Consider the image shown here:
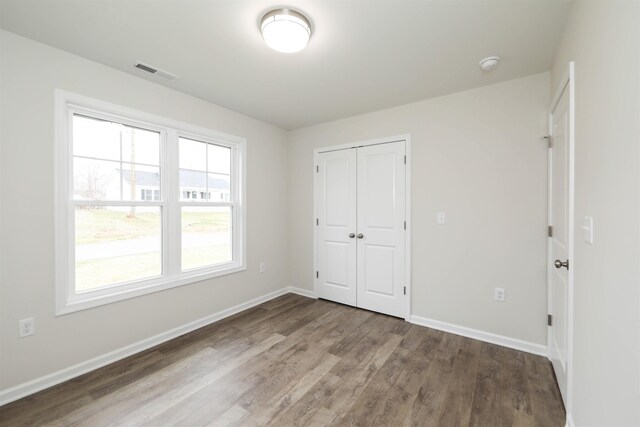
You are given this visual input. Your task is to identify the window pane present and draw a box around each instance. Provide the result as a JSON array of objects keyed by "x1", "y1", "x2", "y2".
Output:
[
  {"x1": 179, "y1": 137, "x2": 206, "y2": 171},
  {"x1": 75, "y1": 207, "x2": 162, "y2": 291},
  {"x1": 73, "y1": 157, "x2": 120, "y2": 201},
  {"x1": 122, "y1": 126, "x2": 160, "y2": 166},
  {"x1": 181, "y1": 206, "x2": 232, "y2": 271},
  {"x1": 73, "y1": 115, "x2": 121, "y2": 161},
  {"x1": 179, "y1": 169, "x2": 207, "y2": 201},
  {"x1": 208, "y1": 173, "x2": 231, "y2": 201},
  {"x1": 121, "y1": 163, "x2": 161, "y2": 201},
  {"x1": 207, "y1": 144, "x2": 231, "y2": 175}
]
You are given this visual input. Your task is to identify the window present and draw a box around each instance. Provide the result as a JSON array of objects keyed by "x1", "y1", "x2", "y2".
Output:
[
  {"x1": 55, "y1": 91, "x2": 246, "y2": 314},
  {"x1": 141, "y1": 189, "x2": 160, "y2": 201},
  {"x1": 142, "y1": 189, "x2": 161, "y2": 201},
  {"x1": 178, "y1": 136, "x2": 233, "y2": 271}
]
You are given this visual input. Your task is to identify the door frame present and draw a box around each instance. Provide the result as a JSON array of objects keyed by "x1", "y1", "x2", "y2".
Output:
[
  {"x1": 313, "y1": 134, "x2": 412, "y2": 320},
  {"x1": 547, "y1": 62, "x2": 574, "y2": 419}
]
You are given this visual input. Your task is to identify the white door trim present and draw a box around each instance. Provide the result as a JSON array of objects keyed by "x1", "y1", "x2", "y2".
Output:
[
  {"x1": 313, "y1": 134, "x2": 412, "y2": 320},
  {"x1": 547, "y1": 62, "x2": 575, "y2": 423}
]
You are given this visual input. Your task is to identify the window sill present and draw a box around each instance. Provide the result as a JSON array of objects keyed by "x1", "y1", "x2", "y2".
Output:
[{"x1": 56, "y1": 263, "x2": 246, "y2": 316}]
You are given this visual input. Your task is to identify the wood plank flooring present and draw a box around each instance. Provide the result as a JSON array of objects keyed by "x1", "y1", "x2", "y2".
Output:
[{"x1": 0, "y1": 294, "x2": 565, "y2": 426}]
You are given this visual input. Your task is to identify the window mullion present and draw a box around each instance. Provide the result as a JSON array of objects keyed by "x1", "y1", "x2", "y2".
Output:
[
  {"x1": 165, "y1": 129, "x2": 180, "y2": 279},
  {"x1": 177, "y1": 202, "x2": 236, "y2": 208},
  {"x1": 71, "y1": 200, "x2": 164, "y2": 207},
  {"x1": 232, "y1": 145, "x2": 240, "y2": 263}
]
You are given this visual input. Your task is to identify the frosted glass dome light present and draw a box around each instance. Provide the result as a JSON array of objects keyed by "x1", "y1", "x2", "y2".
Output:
[{"x1": 261, "y1": 9, "x2": 311, "y2": 53}]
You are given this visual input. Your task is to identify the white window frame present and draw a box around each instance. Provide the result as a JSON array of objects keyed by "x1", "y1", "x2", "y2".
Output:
[{"x1": 54, "y1": 90, "x2": 246, "y2": 315}]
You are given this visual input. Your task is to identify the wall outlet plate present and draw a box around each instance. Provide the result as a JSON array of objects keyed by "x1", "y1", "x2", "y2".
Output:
[
  {"x1": 494, "y1": 288, "x2": 505, "y2": 302},
  {"x1": 19, "y1": 318, "x2": 35, "y2": 337},
  {"x1": 436, "y1": 212, "x2": 446, "y2": 225},
  {"x1": 259, "y1": 262, "x2": 266, "y2": 273}
]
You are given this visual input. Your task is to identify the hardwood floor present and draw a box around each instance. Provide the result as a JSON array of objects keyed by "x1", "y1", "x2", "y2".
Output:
[{"x1": 0, "y1": 294, "x2": 565, "y2": 426}]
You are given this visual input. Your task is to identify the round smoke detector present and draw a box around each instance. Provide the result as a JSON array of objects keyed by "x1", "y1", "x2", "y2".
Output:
[{"x1": 479, "y1": 56, "x2": 500, "y2": 72}]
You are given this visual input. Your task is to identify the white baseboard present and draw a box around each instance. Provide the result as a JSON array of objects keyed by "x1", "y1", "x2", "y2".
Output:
[
  {"x1": 0, "y1": 286, "x2": 302, "y2": 407},
  {"x1": 287, "y1": 286, "x2": 316, "y2": 299},
  {"x1": 409, "y1": 315, "x2": 547, "y2": 357}
]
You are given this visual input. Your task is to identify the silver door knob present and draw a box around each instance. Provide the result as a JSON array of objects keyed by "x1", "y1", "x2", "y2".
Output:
[
  {"x1": 349, "y1": 233, "x2": 355, "y2": 238},
  {"x1": 357, "y1": 233, "x2": 364, "y2": 239},
  {"x1": 554, "y1": 259, "x2": 569, "y2": 270}
]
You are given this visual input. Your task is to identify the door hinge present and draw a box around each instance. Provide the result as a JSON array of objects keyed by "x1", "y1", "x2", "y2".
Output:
[
  {"x1": 316, "y1": 165, "x2": 319, "y2": 173},
  {"x1": 547, "y1": 314, "x2": 553, "y2": 326},
  {"x1": 403, "y1": 286, "x2": 406, "y2": 295},
  {"x1": 404, "y1": 221, "x2": 406, "y2": 230},
  {"x1": 404, "y1": 155, "x2": 406, "y2": 164},
  {"x1": 316, "y1": 218, "x2": 319, "y2": 226},
  {"x1": 316, "y1": 271, "x2": 319, "y2": 279},
  {"x1": 543, "y1": 135, "x2": 553, "y2": 148},
  {"x1": 548, "y1": 225, "x2": 553, "y2": 237}
]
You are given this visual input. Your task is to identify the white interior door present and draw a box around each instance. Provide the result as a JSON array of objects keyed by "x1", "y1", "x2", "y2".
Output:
[
  {"x1": 548, "y1": 81, "x2": 572, "y2": 404},
  {"x1": 356, "y1": 142, "x2": 406, "y2": 318},
  {"x1": 316, "y1": 149, "x2": 357, "y2": 306}
]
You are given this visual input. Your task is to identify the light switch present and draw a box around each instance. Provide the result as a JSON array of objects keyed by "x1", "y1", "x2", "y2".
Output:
[
  {"x1": 582, "y1": 216, "x2": 593, "y2": 244},
  {"x1": 436, "y1": 212, "x2": 446, "y2": 225}
]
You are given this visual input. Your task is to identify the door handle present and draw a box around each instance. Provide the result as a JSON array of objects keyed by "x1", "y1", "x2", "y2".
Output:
[
  {"x1": 357, "y1": 233, "x2": 364, "y2": 239},
  {"x1": 349, "y1": 233, "x2": 355, "y2": 238},
  {"x1": 554, "y1": 259, "x2": 569, "y2": 270}
]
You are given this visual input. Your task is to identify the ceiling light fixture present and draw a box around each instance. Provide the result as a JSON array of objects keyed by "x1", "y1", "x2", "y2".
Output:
[
  {"x1": 261, "y1": 8, "x2": 311, "y2": 53},
  {"x1": 479, "y1": 56, "x2": 500, "y2": 72}
]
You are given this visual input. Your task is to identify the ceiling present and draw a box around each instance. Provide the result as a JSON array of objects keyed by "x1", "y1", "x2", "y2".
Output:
[{"x1": 0, "y1": 0, "x2": 571, "y2": 130}]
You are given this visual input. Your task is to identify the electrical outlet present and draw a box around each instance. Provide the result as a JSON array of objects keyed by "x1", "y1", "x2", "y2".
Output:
[
  {"x1": 19, "y1": 318, "x2": 35, "y2": 337},
  {"x1": 436, "y1": 212, "x2": 446, "y2": 225},
  {"x1": 259, "y1": 262, "x2": 266, "y2": 273},
  {"x1": 494, "y1": 288, "x2": 505, "y2": 302}
]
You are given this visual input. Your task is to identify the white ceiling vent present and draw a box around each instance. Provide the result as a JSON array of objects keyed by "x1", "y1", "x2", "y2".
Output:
[{"x1": 133, "y1": 61, "x2": 179, "y2": 81}]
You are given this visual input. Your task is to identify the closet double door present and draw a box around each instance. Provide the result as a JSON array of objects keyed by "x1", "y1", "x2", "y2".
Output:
[{"x1": 315, "y1": 141, "x2": 407, "y2": 318}]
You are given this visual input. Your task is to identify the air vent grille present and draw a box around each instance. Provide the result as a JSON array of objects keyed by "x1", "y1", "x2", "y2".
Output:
[
  {"x1": 134, "y1": 62, "x2": 157, "y2": 74},
  {"x1": 133, "y1": 61, "x2": 179, "y2": 81}
]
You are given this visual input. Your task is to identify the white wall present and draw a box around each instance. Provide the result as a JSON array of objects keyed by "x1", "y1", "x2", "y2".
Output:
[
  {"x1": 551, "y1": 2, "x2": 640, "y2": 425},
  {"x1": 288, "y1": 73, "x2": 550, "y2": 347},
  {"x1": 0, "y1": 31, "x2": 290, "y2": 391}
]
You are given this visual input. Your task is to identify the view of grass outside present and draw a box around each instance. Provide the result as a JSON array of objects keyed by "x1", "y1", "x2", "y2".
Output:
[
  {"x1": 181, "y1": 206, "x2": 232, "y2": 271},
  {"x1": 75, "y1": 209, "x2": 161, "y2": 244},
  {"x1": 75, "y1": 208, "x2": 231, "y2": 292},
  {"x1": 76, "y1": 251, "x2": 161, "y2": 291}
]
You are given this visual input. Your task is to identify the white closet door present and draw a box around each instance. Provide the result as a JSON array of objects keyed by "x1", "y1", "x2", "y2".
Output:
[
  {"x1": 316, "y1": 149, "x2": 357, "y2": 306},
  {"x1": 356, "y1": 142, "x2": 406, "y2": 318}
]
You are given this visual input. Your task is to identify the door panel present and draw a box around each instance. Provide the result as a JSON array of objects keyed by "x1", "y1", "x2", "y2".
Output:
[
  {"x1": 325, "y1": 159, "x2": 352, "y2": 226},
  {"x1": 325, "y1": 241, "x2": 349, "y2": 288},
  {"x1": 363, "y1": 153, "x2": 396, "y2": 228},
  {"x1": 316, "y1": 149, "x2": 357, "y2": 306},
  {"x1": 363, "y1": 244, "x2": 395, "y2": 296},
  {"x1": 549, "y1": 83, "x2": 571, "y2": 403},
  {"x1": 356, "y1": 142, "x2": 406, "y2": 317}
]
